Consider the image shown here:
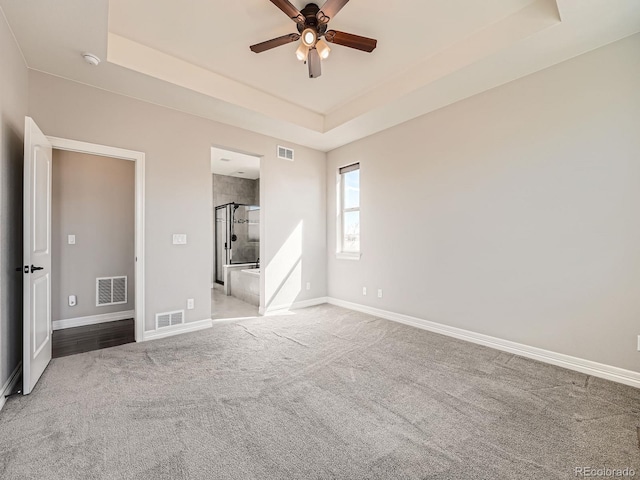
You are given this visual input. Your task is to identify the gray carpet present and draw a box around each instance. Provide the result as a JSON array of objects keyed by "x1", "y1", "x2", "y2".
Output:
[{"x1": 1, "y1": 304, "x2": 639, "y2": 479}]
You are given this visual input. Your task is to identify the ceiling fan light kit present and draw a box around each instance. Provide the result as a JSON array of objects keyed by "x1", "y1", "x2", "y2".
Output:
[
  {"x1": 316, "y1": 38, "x2": 331, "y2": 59},
  {"x1": 301, "y1": 28, "x2": 318, "y2": 47},
  {"x1": 250, "y1": 0, "x2": 377, "y2": 79},
  {"x1": 295, "y1": 43, "x2": 309, "y2": 61}
]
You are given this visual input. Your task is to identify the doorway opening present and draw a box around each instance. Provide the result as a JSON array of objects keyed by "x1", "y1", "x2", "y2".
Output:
[
  {"x1": 211, "y1": 147, "x2": 261, "y2": 320},
  {"x1": 48, "y1": 137, "x2": 145, "y2": 343},
  {"x1": 50, "y1": 149, "x2": 135, "y2": 357}
]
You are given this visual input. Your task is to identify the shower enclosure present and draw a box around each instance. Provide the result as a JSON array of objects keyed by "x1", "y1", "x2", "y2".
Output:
[{"x1": 215, "y1": 203, "x2": 260, "y2": 285}]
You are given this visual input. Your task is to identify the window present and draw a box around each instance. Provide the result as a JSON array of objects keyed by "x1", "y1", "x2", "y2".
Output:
[{"x1": 338, "y1": 163, "x2": 360, "y2": 259}]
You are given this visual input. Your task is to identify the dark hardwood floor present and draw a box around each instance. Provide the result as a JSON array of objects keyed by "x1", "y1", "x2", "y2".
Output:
[{"x1": 52, "y1": 319, "x2": 135, "y2": 358}]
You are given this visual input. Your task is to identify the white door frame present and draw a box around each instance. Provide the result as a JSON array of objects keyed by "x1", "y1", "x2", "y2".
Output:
[{"x1": 47, "y1": 136, "x2": 145, "y2": 342}]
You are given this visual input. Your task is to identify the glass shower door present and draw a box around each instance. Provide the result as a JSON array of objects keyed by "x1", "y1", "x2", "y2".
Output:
[
  {"x1": 215, "y1": 203, "x2": 260, "y2": 285},
  {"x1": 230, "y1": 205, "x2": 260, "y2": 265}
]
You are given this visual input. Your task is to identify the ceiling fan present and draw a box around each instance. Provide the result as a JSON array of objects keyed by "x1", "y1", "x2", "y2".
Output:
[{"x1": 250, "y1": 0, "x2": 377, "y2": 79}]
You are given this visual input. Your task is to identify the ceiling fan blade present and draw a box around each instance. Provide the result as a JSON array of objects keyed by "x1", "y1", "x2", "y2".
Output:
[
  {"x1": 324, "y1": 30, "x2": 377, "y2": 52},
  {"x1": 250, "y1": 33, "x2": 301, "y2": 53},
  {"x1": 269, "y1": 0, "x2": 305, "y2": 24},
  {"x1": 316, "y1": 0, "x2": 349, "y2": 24},
  {"x1": 308, "y1": 48, "x2": 322, "y2": 79}
]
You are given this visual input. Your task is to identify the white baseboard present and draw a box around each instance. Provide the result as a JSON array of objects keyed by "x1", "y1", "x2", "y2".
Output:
[
  {"x1": 0, "y1": 362, "x2": 22, "y2": 412},
  {"x1": 264, "y1": 297, "x2": 328, "y2": 315},
  {"x1": 143, "y1": 318, "x2": 213, "y2": 341},
  {"x1": 327, "y1": 297, "x2": 640, "y2": 389},
  {"x1": 53, "y1": 310, "x2": 135, "y2": 331},
  {"x1": 212, "y1": 316, "x2": 259, "y2": 324}
]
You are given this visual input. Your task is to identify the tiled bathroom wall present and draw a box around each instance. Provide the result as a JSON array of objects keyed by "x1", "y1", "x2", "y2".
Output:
[{"x1": 212, "y1": 174, "x2": 259, "y2": 208}]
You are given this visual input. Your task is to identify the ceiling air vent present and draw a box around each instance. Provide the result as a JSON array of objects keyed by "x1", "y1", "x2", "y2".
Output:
[
  {"x1": 277, "y1": 145, "x2": 294, "y2": 161},
  {"x1": 156, "y1": 310, "x2": 184, "y2": 329},
  {"x1": 96, "y1": 276, "x2": 127, "y2": 306}
]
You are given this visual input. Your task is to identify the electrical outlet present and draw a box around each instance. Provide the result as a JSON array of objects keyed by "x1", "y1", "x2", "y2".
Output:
[
  {"x1": 187, "y1": 298, "x2": 194, "y2": 310},
  {"x1": 637, "y1": 335, "x2": 640, "y2": 352},
  {"x1": 362, "y1": 287, "x2": 367, "y2": 296},
  {"x1": 306, "y1": 282, "x2": 311, "y2": 291},
  {"x1": 377, "y1": 289, "x2": 383, "y2": 299},
  {"x1": 68, "y1": 235, "x2": 76, "y2": 245},
  {"x1": 68, "y1": 295, "x2": 77, "y2": 307}
]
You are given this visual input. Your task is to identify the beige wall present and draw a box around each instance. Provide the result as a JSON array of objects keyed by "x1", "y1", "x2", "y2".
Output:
[
  {"x1": 52, "y1": 150, "x2": 135, "y2": 321},
  {"x1": 0, "y1": 11, "x2": 27, "y2": 388},
  {"x1": 327, "y1": 34, "x2": 640, "y2": 372},
  {"x1": 29, "y1": 71, "x2": 327, "y2": 329}
]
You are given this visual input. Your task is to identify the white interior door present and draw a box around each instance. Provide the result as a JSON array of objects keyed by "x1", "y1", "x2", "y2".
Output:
[{"x1": 23, "y1": 117, "x2": 53, "y2": 395}]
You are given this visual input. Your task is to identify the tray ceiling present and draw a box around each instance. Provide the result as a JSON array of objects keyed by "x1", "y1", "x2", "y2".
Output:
[{"x1": 1, "y1": 0, "x2": 639, "y2": 150}]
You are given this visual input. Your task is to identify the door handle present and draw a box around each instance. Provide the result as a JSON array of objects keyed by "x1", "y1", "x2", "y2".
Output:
[{"x1": 30, "y1": 265, "x2": 44, "y2": 273}]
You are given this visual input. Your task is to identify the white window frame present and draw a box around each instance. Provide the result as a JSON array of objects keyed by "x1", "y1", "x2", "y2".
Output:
[{"x1": 336, "y1": 163, "x2": 361, "y2": 260}]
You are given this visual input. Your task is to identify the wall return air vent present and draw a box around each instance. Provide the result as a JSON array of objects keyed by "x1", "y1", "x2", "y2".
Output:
[
  {"x1": 277, "y1": 145, "x2": 294, "y2": 161},
  {"x1": 155, "y1": 310, "x2": 185, "y2": 329},
  {"x1": 96, "y1": 276, "x2": 127, "y2": 306}
]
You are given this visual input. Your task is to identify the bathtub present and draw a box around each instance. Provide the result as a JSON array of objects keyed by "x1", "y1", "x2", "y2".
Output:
[
  {"x1": 222, "y1": 263, "x2": 258, "y2": 295},
  {"x1": 241, "y1": 268, "x2": 260, "y2": 278},
  {"x1": 229, "y1": 267, "x2": 260, "y2": 305}
]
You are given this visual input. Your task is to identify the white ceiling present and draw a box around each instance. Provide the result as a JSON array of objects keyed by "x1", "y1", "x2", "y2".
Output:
[
  {"x1": 109, "y1": 0, "x2": 535, "y2": 114},
  {"x1": 1, "y1": 0, "x2": 639, "y2": 151},
  {"x1": 211, "y1": 147, "x2": 261, "y2": 180}
]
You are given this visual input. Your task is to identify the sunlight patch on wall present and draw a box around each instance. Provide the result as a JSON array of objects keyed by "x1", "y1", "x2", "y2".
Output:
[{"x1": 265, "y1": 221, "x2": 303, "y2": 311}]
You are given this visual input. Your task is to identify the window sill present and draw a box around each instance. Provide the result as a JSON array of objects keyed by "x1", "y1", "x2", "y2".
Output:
[{"x1": 336, "y1": 252, "x2": 361, "y2": 261}]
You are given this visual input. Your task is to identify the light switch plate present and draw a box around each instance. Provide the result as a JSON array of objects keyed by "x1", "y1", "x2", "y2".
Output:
[
  {"x1": 68, "y1": 235, "x2": 76, "y2": 245},
  {"x1": 172, "y1": 234, "x2": 187, "y2": 245}
]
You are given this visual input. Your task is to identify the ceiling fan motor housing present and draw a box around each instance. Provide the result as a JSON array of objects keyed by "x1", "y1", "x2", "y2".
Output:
[{"x1": 297, "y1": 3, "x2": 328, "y2": 36}]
